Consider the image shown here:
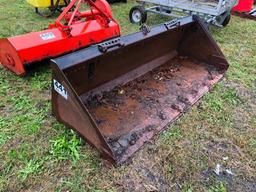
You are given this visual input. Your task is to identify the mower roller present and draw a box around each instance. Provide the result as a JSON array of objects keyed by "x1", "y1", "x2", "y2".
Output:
[
  {"x1": 52, "y1": 16, "x2": 229, "y2": 165},
  {"x1": 0, "y1": 0, "x2": 120, "y2": 76}
]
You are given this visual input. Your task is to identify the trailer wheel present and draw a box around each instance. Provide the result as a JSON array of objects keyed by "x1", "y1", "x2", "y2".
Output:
[
  {"x1": 222, "y1": 14, "x2": 231, "y2": 27},
  {"x1": 129, "y1": 6, "x2": 147, "y2": 24},
  {"x1": 221, "y1": 14, "x2": 231, "y2": 27}
]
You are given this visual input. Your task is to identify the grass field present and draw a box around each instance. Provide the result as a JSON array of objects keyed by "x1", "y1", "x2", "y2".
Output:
[{"x1": 0, "y1": 1, "x2": 256, "y2": 191}]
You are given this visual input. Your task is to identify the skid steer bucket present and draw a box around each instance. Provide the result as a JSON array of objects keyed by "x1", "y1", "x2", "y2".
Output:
[{"x1": 52, "y1": 16, "x2": 229, "y2": 165}]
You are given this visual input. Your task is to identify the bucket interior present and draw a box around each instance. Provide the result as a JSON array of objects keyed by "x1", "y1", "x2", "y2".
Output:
[
  {"x1": 61, "y1": 21, "x2": 227, "y2": 162},
  {"x1": 83, "y1": 56, "x2": 221, "y2": 138}
]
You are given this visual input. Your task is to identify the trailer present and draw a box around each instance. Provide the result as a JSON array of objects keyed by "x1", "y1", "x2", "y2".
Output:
[{"x1": 130, "y1": 0, "x2": 237, "y2": 27}]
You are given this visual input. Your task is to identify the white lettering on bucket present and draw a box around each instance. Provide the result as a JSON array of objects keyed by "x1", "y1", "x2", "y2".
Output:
[{"x1": 53, "y1": 79, "x2": 68, "y2": 100}]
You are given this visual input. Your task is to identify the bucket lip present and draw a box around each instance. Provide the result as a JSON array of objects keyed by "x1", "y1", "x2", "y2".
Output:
[{"x1": 51, "y1": 16, "x2": 195, "y2": 71}]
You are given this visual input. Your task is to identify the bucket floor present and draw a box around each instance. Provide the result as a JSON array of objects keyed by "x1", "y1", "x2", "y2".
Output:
[{"x1": 82, "y1": 56, "x2": 223, "y2": 162}]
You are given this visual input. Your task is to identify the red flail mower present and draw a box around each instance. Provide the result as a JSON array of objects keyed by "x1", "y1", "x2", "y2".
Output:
[
  {"x1": 232, "y1": 0, "x2": 256, "y2": 20},
  {"x1": 0, "y1": 0, "x2": 120, "y2": 76}
]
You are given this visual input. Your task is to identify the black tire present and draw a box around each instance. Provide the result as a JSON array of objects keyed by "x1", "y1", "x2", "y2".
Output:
[
  {"x1": 129, "y1": 5, "x2": 147, "y2": 24},
  {"x1": 35, "y1": 7, "x2": 56, "y2": 17},
  {"x1": 221, "y1": 14, "x2": 231, "y2": 27},
  {"x1": 107, "y1": 0, "x2": 118, "y2": 4},
  {"x1": 107, "y1": 0, "x2": 126, "y2": 3}
]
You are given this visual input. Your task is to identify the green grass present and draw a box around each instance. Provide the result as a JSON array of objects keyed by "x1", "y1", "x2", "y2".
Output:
[
  {"x1": 161, "y1": 126, "x2": 183, "y2": 143},
  {"x1": 0, "y1": 1, "x2": 256, "y2": 191},
  {"x1": 207, "y1": 181, "x2": 227, "y2": 192},
  {"x1": 18, "y1": 159, "x2": 44, "y2": 181},
  {"x1": 49, "y1": 130, "x2": 82, "y2": 164}
]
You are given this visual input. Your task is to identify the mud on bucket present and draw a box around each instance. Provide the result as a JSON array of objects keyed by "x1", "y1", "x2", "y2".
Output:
[{"x1": 51, "y1": 16, "x2": 228, "y2": 165}]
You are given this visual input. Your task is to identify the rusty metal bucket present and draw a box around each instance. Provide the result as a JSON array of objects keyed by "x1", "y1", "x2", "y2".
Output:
[{"x1": 51, "y1": 16, "x2": 229, "y2": 165}]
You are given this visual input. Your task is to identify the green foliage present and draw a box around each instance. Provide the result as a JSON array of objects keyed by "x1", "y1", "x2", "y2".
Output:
[
  {"x1": 207, "y1": 182, "x2": 227, "y2": 192},
  {"x1": 50, "y1": 130, "x2": 82, "y2": 164},
  {"x1": 203, "y1": 85, "x2": 241, "y2": 112},
  {"x1": 52, "y1": 122, "x2": 66, "y2": 131},
  {"x1": 0, "y1": 116, "x2": 11, "y2": 145},
  {"x1": 168, "y1": 163, "x2": 174, "y2": 174},
  {"x1": 198, "y1": 85, "x2": 241, "y2": 127},
  {"x1": 221, "y1": 88, "x2": 241, "y2": 106},
  {"x1": 27, "y1": 68, "x2": 51, "y2": 90},
  {"x1": 182, "y1": 184, "x2": 194, "y2": 192},
  {"x1": 9, "y1": 94, "x2": 32, "y2": 111},
  {"x1": 161, "y1": 127, "x2": 183, "y2": 143},
  {"x1": 249, "y1": 138, "x2": 256, "y2": 148},
  {"x1": 18, "y1": 159, "x2": 44, "y2": 181},
  {"x1": 0, "y1": 176, "x2": 7, "y2": 191}
]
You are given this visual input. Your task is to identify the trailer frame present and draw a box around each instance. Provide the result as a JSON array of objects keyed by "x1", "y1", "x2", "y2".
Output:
[{"x1": 130, "y1": 0, "x2": 237, "y2": 27}]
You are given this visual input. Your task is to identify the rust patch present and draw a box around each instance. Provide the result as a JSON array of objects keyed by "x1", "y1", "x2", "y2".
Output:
[{"x1": 83, "y1": 56, "x2": 223, "y2": 162}]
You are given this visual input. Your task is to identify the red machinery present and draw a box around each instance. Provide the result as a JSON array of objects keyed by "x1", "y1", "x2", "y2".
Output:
[
  {"x1": 232, "y1": 0, "x2": 256, "y2": 20},
  {"x1": 0, "y1": 0, "x2": 120, "y2": 76}
]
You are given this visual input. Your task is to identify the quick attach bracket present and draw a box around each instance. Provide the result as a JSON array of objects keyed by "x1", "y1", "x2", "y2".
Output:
[
  {"x1": 164, "y1": 19, "x2": 180, "y2": 30},
  {"x1": 98, "y1": 38, "x2": 124, "y2": 53}
]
